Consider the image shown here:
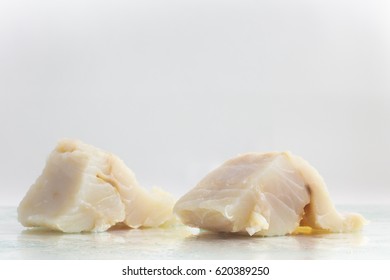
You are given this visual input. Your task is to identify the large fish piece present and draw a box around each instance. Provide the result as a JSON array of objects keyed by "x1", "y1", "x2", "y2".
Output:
[
  {"x1": 174, "y1": 152, "x2": 366, "y2": 236},
  {"x1": 18, "y1": 139, "x2": 175, "y2": 233}
]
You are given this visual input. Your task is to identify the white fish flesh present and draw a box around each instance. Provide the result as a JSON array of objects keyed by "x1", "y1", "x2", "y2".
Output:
[
  {"x1": 18, "y1": 139, "x2": 175, "y2": 233},
  {"x1": 174, "y1": 152, "x2": 366, "y2": 236}
]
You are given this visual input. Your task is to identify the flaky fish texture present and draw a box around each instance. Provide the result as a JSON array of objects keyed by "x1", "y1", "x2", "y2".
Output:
[
  {"x1": 174, "y1": 152, "x2": 366, "y2": 236},
  {"x1": 18, "y1": 139, "x2": 175, "y2": 233}
]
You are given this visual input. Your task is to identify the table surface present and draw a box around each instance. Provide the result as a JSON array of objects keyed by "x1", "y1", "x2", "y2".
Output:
[{"x1": 1, "y1": 205, "x2": 389, "y2": 260}]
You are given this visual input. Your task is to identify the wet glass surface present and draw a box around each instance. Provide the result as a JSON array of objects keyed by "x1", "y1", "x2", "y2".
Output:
[{"x1": 1, "y1": 205, "x2": 389, "y2": 259}]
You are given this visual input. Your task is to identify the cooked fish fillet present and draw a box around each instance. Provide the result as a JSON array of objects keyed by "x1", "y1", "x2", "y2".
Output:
[
  {"x1": 18, "y1": 139, "x2": 175, "y2": 233},
  {"x1": 174, "y1": 152, "x2": 366, "y2": 236}
]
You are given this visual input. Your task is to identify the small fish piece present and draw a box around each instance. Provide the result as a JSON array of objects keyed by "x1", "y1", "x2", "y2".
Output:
[
  {"x1": 174, "y1": 152, "x2": 366, "y2": 236},
  {"x1": 18, "y1": 139, "x2": 175, "y2": 233}
]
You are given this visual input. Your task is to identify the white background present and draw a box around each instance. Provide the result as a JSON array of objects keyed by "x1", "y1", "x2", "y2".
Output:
[
  {"x1": 0, "y1": 260, "x2": 388, "y2": 280},
  {"x1": 0, "y1": 0, "x2": 389, "y2": 206}
]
